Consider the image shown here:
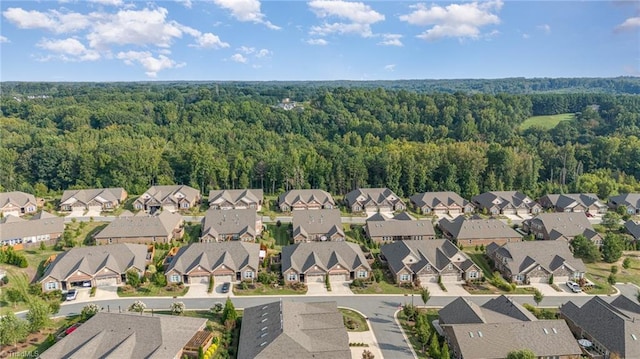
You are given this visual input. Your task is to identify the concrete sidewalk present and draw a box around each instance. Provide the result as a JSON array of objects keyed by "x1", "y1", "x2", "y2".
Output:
[{"x1": 344, "y1": 307, "x2": 384, "y2": 359}]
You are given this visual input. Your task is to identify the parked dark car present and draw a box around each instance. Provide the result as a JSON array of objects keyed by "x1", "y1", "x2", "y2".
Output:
[
  {"x1": 66, "y1": 289, "x2": 78, "y2": 301},
  {"x1": 221, "y1": 282, "x2": 231, "y2": 293}
]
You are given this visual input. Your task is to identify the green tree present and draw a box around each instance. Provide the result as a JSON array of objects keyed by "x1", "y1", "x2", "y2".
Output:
[
  {"x1": 623, "y1": 257, "x2": 631, "y2": 269},
  {"x1": 570, "y1": 235, "x2": 600, "y2": 263},
  {"x1": 81, "y1": 303, "x2": 101, "y2": 320},
  {"x1": 222, "y1": 297, "x2": 237, "y2": 323},
  {"x1": 440, "y1": 341, "x2": 451, "y2": 359},
  {"x1": 420, "y1": 288, "x2": 431, "y2": 306},
  {"x1": 415, "y1": 313, "x2": 431, "y2": 353},
  {"x1": 26, "y1": 298, "x2": 52, "y2": 332},
  {"x1": 602, "y1": 212, "x2": 622, "y2": 231},
  {"x1": 171, "y1": 301, "x2": 186, "y2": 315},
  {"x1": 129, "y1": 300, "x2": 146, "y2": 313},
  {"x1": 0, "y1": 311, "x2": 28, "y2": 347},
  {"x1": 533, "y1": 289, "x2": 544, "y2": 307},
  {"x1": 126, "y1": 269, "x2": 141, "y2": 288},
  {"x1": 602, "y1": 233, "x2": 625, "y2": 263},
  {"x1": 506, "y1": 349, "x2": 536, "y2": 359},
  {"x1": 4, "y1": 288, "x2": 24, "y2": 308},
  {"x1": 429, "y1": 332, "x2": 440, "y2": 359}
]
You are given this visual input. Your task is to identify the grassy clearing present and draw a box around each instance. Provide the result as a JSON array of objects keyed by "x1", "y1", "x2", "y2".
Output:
[
  {"x1": 466, "y1": 252, "x2": 494, "y2": 279},
  {"x1": 264, "y1": 224, "x2": 291, "y2": 247},
  {"x1": 340, "y1": 308, "x2": 369, "y2": 332},
  {"x1": 584, "y1": 254, "x2": 640, "y2": 294},
  {"x1": 64, "y1": 220, "x2": 109, "y2": 246},
  {"x1": 117, "y1": 284, "x2": 189, "y2": 297},
  {"x1": 520, "y1": 113, "x2": 575, "y2": 130},
  {"x1": 233, "y1": 282, "x2": 307, "y2": 296}
]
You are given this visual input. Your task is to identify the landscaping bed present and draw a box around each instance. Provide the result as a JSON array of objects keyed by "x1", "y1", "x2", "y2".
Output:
[
  {"x1": 339, "y1": 308, "x2": 369, "y2": 332},
  {"x1": 117, "y1": 283, "x2": 189, "y2": 297},
  {"x1": 232, "y1": 282, "x2": 307, "y2": 296}
]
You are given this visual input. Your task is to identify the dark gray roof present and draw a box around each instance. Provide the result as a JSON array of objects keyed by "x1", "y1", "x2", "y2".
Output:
[
  {"x1": 0, "y1": 191, "x2": 36, "y2": 207},
  {"x1": 278, "y1": 189, "x2": 335, "y2": 207},
  {"x1": 443, "y1": 320, "x2": 581, "y2": 359},
  {"x1": 137, "y1": 185, "x2": 200, "y2": 204},
  {"x1": 281, "y1": 241, "x2": 370, "y2": 273},
  {"x1": 94, "y1": 211, "x2": 182, "y2": 239},
  {"x1": 539, "y1": 193, "x2": 605, "y2": 210},
  {"x1": 439, "y1": 295, "x2": 535, "y2": 325},
  {"x1": 381, "y1": 239, "x2": 473, "y2": 276},
  {"x1": 208, "y1": 189, "x2": 263, "y2": 206},
  {"x1": 41, "y1": 243, "x2": 148, "y2": 281},
  {"x1": 491, "y1": 240, "x2": 586, "y2": 274},
  {"x1": 409, "y1": 191, "x2": 471, "y2": 208},
  {"x1": 238, "y1": 301, "x2": 350, "y2": 359},
  {"x1": 609, "y1": 193, "x2": 640, "y2": 208},
  {"x1": 438, "y1": 297, "x2": 486, "y2": 325},
  {"x1": 625, "y1": 220, "x2": 640, "y2": 240},
  {"x1": 40, "y1": 312, "x2": 206, "y2": 359},
  {"x1": 472, "y1": 191, "x2": 537, "y2": 210},
  {"x1": 438, "y1": 216, "x2": 521, "y2": 240},
  {"x1": 525, "y1": 212, "x2": 596, "y2": 239},
  {"x1": 60, "y1": 188, "x2": 126, "y2": 206},
  {"x1": 292, "y1": 209, "x2": 343, "y2": 239},
  {"x1": 365, "y1": 212, "x2": 435, "y2": 237},
  {"x1": 166, "y1": 242, "x2": 260, "y2": 274},
  {"x1": 560, "y1": 296, "x2": 640, "y2": 359},
  {"x1": 344, "y1": 188, "x2": 405, "y2": 208},
  {"x1": 201, "y1": 208, "x2": 258, "y2": 239},
  {"x1": 0, "y1": 211, "x2": 64, "y2": 242}
]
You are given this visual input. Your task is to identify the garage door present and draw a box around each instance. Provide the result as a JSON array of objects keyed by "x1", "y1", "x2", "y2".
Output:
[
  {"x1": 329, "y1": 274, "x2": 347, "y2": 282},
  {"x1": 449, "y1": 209, "x2": 461, "y2": 216},
  {"x1": 529, "y1": 276, "x2": 548, "y2": 283},
  {"x1": 418, "y1": 275, "x2": 438, "y2": 283},
  {"x1": 434, "y1": 209, "x2": 447, "y2": 215},
  {"x1": 441, "y1": 274, "x2": 460, "y2": 283},
  {"x1": 307, "y1": 274, "x2": 325, "y2": 283},
  {"x1": 89, "y1": 205, "x2": 101, "y2": 212},
  {"x1": 502, "y1": 209, "x2": 516, "y2": 215},
  {"x1": 3, "y1": 210, "x2": 20, "y2": 217},
  {"x1": 214, "y1": 275, "x2": 232, "y2": 285},
  {"x1": 96, "y1": 277, "x2": 118, "y2": 287},
  {"x1": 191, "y1": 276, "x2": 210, "y2": 284},
  {"x1": 554, "y1": 276, "x2": 569, "y2": 283},
  {"x1": 516, "y1": 209, "x2": 529, "y2": 215}
]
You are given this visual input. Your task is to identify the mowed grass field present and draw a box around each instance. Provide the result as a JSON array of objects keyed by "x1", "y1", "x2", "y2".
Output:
[{"x1": 520, "y1": 113, "x2": 575, "y2": 130}]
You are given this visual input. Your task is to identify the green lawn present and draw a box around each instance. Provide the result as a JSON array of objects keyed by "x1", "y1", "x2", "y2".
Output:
[
  {"x1": 397, "y1": 308, "x2": 440, "y2": 359},
  {"x1": 266, "y1": 224, "x2": 291, "y2": 247},
  {"x1": 350, "y1": 279, "x2": 417, "y2": 295},
  {"x1": 233, "y1": 282, "x2": 307, "y2": 296},
  {"x1": 584, "y1": 255, "x2": 640, "y2": 294},
  {"x1": 465, "y1": 252, "x2": 495, "y2": 279},
  {"x1": 340, "y1": 308, "x2": 369, "y2": 332},
  {"x1": 519, "y1": 113, "x2": 575, "y2": 130},
  {"x1": 117, "y1": 284, "x2": 189, "y2": 297}
]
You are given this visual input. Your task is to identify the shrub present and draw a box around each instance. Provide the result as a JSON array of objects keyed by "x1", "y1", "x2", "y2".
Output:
[
  {"x1": 548, "y1": 274, "x2": 554, "y2": 285},
  {"x1": 623, "y1": 258, "x2": 632, "y2": 270},
  {"x1": 126, "y1": 269, "x2": 141, "y2": 288},
  {"x1": 207, "y1": 275, "x2": 214, "y2": 293},
  {"x1": 211, "y1": 302, "x2": 224, "y2": 313},
  {"x1": 608, "y1": 273, "x2": 617, "y2": 285},
  {"x1": 152, "y1": 272, "x2": 167, "y2": 286},
  {"x1": 129, "y1": 300, "x2": 146, "y2": 313},
  {"x1": 611, "y1": 265, "x2": 618, "y2": 274},
  {"x1": 90, "y1": 287, "x2": 96, "y2": 297},
  {"x1": 288, "y1": 282, "x2": 306, "y2": 291},
  {"x1": 81, "y1": 303, "x2": 101, "y2": 320},
  {"x1": 170, "y1": 301, "x2": 186, "y2": 315},
  {"x1": 372, "y1": 269, "x2": 383, "y2": 283}
]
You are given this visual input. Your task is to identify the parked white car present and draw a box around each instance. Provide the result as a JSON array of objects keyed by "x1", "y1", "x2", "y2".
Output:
[{"x1": 566, "y1": 281, "x2": 582, "y2": 293}]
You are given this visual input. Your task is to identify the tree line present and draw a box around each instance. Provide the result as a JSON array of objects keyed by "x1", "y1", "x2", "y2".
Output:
[{"x1": 1, "y1": 83, "x2": 639, "y2": 199}]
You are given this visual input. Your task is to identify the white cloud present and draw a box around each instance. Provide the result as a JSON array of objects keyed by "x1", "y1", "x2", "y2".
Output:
[
  {"x1": 378, "y1": 33, "x2": 403, "y2": 46},
  {"x1": 213, "y1": 0, "x2": 280, "y2": 29},
  {"x1": 308, "y1": 0, "x2": 384, "y2": 37},
  {"x1": 117, "y1": 50, "x2": 184, "y2": 77},
  {"x1": 0, "y1": 35, "x2": 9, "y2": 43},
  {"x1": 176, "y1": 0, "x2": 193, "y2": 8},
  {"x1": 307, "y1": 38, "x2": 328, "y2": 45},
  {"x1": 616, "y1": 17, "x2": 640, "y2": 31},
  {"x1": 522, "y1": 33, "x2": 530, "y2": 39},
  {"x1": 238, "y1": 46, "x2": 255, "y2": 54},
  {"x1": 256, "y1": 48, "x2": 271, "y2": 57},
  {"x1": 384, "y1": 64, "x2": 396, "y2": 71},
  {"x1": 88, "y1": 0, "x2": 124, "y2": 6},
  {"x1": 37, "y1": 37, "x2": 100, "y2": 61},
  {"x1": 191, "y1": 33, "x2": 230, "y2": 48},
  {"x1": 400, "y1": 0, "x2": 502, "y2": 41},
  {"x1": 537, "y1": 24, "x2": 551, "y2": 34},
  {"x1": 3, "y1": 8, "x2": 91, "y2": 34},
  {"x1": 230, "y1": 53, "x2": 248, "y2": 63}
]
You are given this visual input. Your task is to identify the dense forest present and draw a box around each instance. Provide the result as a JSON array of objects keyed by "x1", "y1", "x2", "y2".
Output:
[{"x1": 1, "y1": 80, "x2": 639, "y2": 200}]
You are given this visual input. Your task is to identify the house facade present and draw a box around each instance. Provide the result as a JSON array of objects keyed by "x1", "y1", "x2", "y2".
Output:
[
  {"x1": 538, "y1": 193, "x2": 607, "y2": 214},
  {"x1": 344, "y1": 188, "x2": 406, "y2": 213},
  {"x1": 365, "y1": 212, "x2": 435, "y2": 243},
  {"x1": 93, "y1": 211, "x2": 184, "y2": 245},
  {"x1": 0, "y1": 211, "x2": 64, "y2": 248},
  {"x1": 164, "y1": 242, "x2": 260, "y2": 285},
  {"x1": 471, "y1": 191, "x2": 541, "y2": 216},
  {"x1": 60, "y1": 188, "x2": 127, "y2": 213},
  {"x1": 291, "y1": 209, "x2": 344, "y2": 243},
  {"x1": 381, "y1": 239, "x2": 482, "y2": 284},
  {"x1": 200, "y1": 208, "x2": 262, "y2": 242},
  {"x1": 0, "y1": 191, "x2": 38, "y2": 217},
  {"x1": 608, "y1": 193, "x2": 640, "y2": 215},
  {"x1": 522, "y1": 212, "x2": 603, "y2": 245},
  {"x1": 208, "y1": 189, "x2": 263, "y2": 211},
  {"x1": 438, "y1": 216, "x2": 522, "y2": 246},
  {"x1": 486, "y1": 240, "x2": 586, "y2": 284},
  {"x1": 281, "y1": 242, "x2": 371, "y2": 284},
  {"x1": 133, "y1": 185, "x2": 201, "y2": 213},
  {"x1": 277, "y1": 189, "x2": 335, "y2": 212},
  {"x1": 39, "y1": 243, "x2": 150, "y2": 292},
  {"x1": 409, "y1": 191, "x2": 474, "y2": 216}
]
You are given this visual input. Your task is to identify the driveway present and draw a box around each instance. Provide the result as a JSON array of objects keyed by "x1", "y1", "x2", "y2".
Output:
[
  {"x1": 85, "y1": 209, "x2": 101, "y2": 217},
  {"x1": 555, "y1": 282, "x2": 588, "y2": 296},
  {"x1": 330, "y1": 281, "x2": 354, "y2": 295},
  {"x1": 348, "y1": 328, "x2": 383, "y2": 359},
  {"x1": 528, "y1": 283, "x2": 561, "y2": 297},
  {"x1": 441, "y1": 283, "x2": 468, "y2": 296},
  {"x1": 184, "y1": 283, "x2": 210, "y2": 298},
  {"x1": 306, "y1": 282, "x2": 327, "y2": 295}
]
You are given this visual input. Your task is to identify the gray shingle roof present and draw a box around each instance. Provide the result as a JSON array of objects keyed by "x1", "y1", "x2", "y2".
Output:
[
  {"x1": 281, "y1": 242, "x2": 370, "y2": 273},
  {"x1": 365, "y1": 212, "x2": 435, "y2": 238},
  {"x1": 94, "y1": 211, "x2": 182, "y2": 239},
  {"x1": 560, "y1": 296, "x2": 640, "y2": 359},
  {"x1": 0, "y1": 191, "x2": 36, "y2": 208},
  {"x1": 40, "y1": 243, "x2": 148, "y2": 281},
  {"x1": 201, "y1": 208, "x2": 258, "y2": 239},
  {"x1": 166, "y1": 242, "x2": 260, "y2": 274},
  {"x1": 60, "y1": 188, "x2": 126, "y2": 206},
  {"x1": 609, "y1": 193, "x2": 640, "y2": 209},
  {"x1": 208, "y1": 189, "x2": 263, "y2": 207},
  {"x1": 0, "y1": 211, "x2": 64, "y2": 243},
  {"x1": 625, "y1": 220, "x2": 640, "y2": 240},
  {"x1": 40, "y1": 312, "x2": 206, "y2": 359},
  {"x1": 438, "y1": 216, "x2": 521, "y2": 240},
  {"x1": 237, "y1": 301, "x2": 350, "y2": 359},
  {"x1": 439, "y1": 295, "x2": 536, "y2": 325},
  {"x1": 344, "y1": 188, "x2": 405, "y2": 208},
  {"x1": 472, "y1": 191, "x2": 537, "y2": 210},
  {"x1": 539, "y1": 193, "x2": 605, "y2": 211},
  {"x1": 381, "y1": 239, "x2": 473, "y2": 276},
  {"x1": 443, "y1": 320, "x2": 582, "y2": 359},
  {"x1": 292, "y1": 209, "x2": 344, "y2": 240},
  {"x1": 525, "y1": 212, "x2": 597, "y2": 239},
  {"x1": 137, "y1": 185, "x2": 200, "y2": 205},
  {"x1": 409, "y1": 191, "x2": 471, "y2": 209},
  {"x1": 278, "y1": 189, "x2": 335, "y2": 208},
  {"x1": 490, "y1": 240, "x2": 586, "y2": 274}
]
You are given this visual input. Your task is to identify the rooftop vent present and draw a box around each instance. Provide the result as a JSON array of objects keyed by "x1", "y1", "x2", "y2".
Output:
[
  {"x1": 478, "y1": 331, "x2": 483, "y2": 338},
  {"x1": 543, "y1": 328, "x2": 549, "y2": 335},
  {"x1": 260, "y1": 341, "x2": 268, "y2": 347},
  {"x1": 468, "y1": 332, "x2": 474, "y2": 338}
]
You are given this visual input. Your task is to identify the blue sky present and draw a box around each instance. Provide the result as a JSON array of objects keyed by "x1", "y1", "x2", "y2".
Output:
[{"x1": 1, "y1": 0, "x2": 638, "y2": 81}]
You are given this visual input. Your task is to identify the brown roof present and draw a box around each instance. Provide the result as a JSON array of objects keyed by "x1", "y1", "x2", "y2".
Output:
[{"x1": 438, "y1": 216, "x2": 521, "y2": 240}]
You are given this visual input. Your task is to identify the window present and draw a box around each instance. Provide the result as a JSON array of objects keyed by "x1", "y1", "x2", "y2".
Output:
[
  {"x1": 182, "y1": 202, "x2": 189, "y2": 208},
  {"x1": 45, "y1": 281, "x2": 58, "y2": 290},
  {"x1": 468, "y1": 271, "x2": 478, "y2": 279},
  {"x1": 357, "y1": 271, "x2": 368, "y2": 278},
  {"x1": 108, "y1": 238, "x2": 113, "y2": 244},
  {"x1": 400, "y1": 274, "x2": 411, "y2": 281},
  {"x1": 244, "y1": 271, "x2": 254, "y2": 279},
  {"x1": 425, "y1": 264, "x2": 431, "y2": 271},
  {"x1": 447, "y1": 264, "x2": 453, "y2": 270},
  {"x1": 170, "y1": 274, "x2": 181, "y2": 283},
  {"x1": 287, "y1": 273, "x2": 297, "y2": 281},
  {"x1": 135, "y1": 204, "x2": 142, "y2": 209}
]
